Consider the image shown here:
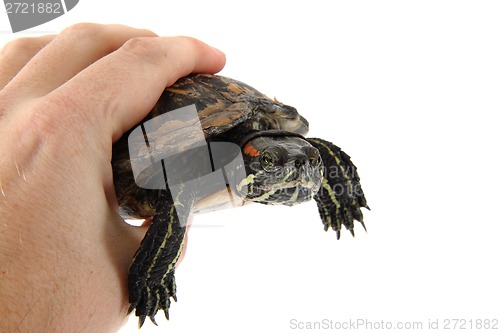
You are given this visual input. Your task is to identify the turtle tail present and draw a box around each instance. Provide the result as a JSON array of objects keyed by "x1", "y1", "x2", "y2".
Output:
[{"x1": 307, "y1": 138, "x2": 369, "y2": 239}]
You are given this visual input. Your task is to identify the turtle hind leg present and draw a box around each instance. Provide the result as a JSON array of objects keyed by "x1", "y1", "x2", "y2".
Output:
[
  {"x1": 307, "y1": 138, "x2": 369, "y2": 239},
  {"x1": 127, "y1": 190, "x2": 192, "y2": 327}
]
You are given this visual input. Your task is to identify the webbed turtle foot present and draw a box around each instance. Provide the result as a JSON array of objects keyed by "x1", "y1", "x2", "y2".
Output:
[
  {"x1": 128, "y1": 271, "x2": 177, "y2": 328},
  {"x1": 307, "y1": 138, "x2": 369, "y2": 238}
]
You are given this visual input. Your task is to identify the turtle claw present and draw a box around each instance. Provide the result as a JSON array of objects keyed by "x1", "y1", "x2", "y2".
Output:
[
  {"x1": 360, "y1": 221, "x2": 367, "y2": 232},
  {"x1": 138, "y1": 316, "x2": 146, "y2": 329},
  {"x1": 128, "y1": 271, "x2": 177, "y2": 328}
]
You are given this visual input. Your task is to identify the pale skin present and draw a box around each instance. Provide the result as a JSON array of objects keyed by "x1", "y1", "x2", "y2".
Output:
[{"x1": 0, "y1": 23, "x2": 226, "y2": 332}]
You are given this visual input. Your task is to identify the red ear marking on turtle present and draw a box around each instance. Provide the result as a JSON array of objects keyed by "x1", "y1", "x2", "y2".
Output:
[{"x1": 243, "y1": 143, "x2": 260, "y2": 157}]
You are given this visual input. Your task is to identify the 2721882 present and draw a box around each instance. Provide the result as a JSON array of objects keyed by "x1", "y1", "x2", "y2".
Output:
[
  {"x1": 443, "y1": 319, "x2": 498, "y2": 330},
  {"x1": 5, "y1": 2, "x2": 62, "y2": 14}
]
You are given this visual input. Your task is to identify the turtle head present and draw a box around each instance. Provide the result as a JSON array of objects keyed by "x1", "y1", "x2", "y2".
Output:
[{"x1": 237, "y1": 133, "x2": 323, "y2": 206}]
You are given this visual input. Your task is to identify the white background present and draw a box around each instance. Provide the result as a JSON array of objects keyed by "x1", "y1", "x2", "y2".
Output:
[{"x1": 1, "y1": 1, "x2": 499, "y2": 332}]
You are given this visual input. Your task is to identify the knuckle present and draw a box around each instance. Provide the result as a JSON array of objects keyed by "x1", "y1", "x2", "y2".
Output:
[
  {"x1": 134, "y1": 28, "x2": 158, "y2": 38},
  {"x1": 60, "y1": 22, "x2": 103, "y2": 39},
  {"x1": 1, "y1": 38, "x2": 40, "y2": 57},
  {"x1": 120, "y1": 37, "x2": 166, "y2": 63},
  {"x1": 177, "y1": 36, "x2": 203, "y2": 48},
  {"x1": 175, "y1": 36, "x2": 208, "y2": 54}
]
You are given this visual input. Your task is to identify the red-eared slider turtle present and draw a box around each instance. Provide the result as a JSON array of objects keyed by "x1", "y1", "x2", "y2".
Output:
[{"x1": 111, "y1": 74, "x2": 369, "y2": 327}]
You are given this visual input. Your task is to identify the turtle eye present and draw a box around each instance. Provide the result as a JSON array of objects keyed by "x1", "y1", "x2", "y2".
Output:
[
  {"x1": 262, "y1": 151, "x2": 274, "y2": 167},
  {"x1": 261, "y1": 150, "x2": 279, "y2": 172}
]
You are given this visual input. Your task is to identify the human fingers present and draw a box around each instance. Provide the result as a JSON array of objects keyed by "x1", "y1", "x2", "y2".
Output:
[
  {"x1": 0, "y1": 35, "x2": 55, "y2": 89},
  {"x1": 49, "y1": 35, "x2": 226, "y2": 142},
  {"x1": 2, "y1": 23, "x2": 157, "y2": 101}
]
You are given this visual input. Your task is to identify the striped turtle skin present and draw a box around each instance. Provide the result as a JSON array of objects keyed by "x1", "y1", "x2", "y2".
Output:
[{"x1": 111, "y1": 74, "x2": 369, "y2": 327}]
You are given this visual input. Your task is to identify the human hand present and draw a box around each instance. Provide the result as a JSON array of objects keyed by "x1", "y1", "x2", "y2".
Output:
[{"x1": 0, "y1": 23, "x2": 225, "y2": 332}]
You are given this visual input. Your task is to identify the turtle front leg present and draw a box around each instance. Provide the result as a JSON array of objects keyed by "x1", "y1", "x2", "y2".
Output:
[
  {"x1": 127, "y1": 190, "x2": 193, "y2": 328},
  {"x1": 307, "y1": 138, "x2": 369, "y2": 239}
]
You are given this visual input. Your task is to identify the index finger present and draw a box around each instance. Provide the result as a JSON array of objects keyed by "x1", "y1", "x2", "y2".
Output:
[{"x1": 47, "y1": 36, "x2": 226, "y2": 142}]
